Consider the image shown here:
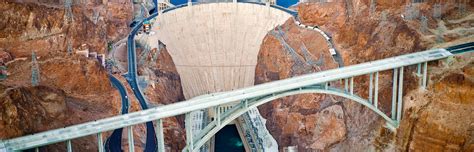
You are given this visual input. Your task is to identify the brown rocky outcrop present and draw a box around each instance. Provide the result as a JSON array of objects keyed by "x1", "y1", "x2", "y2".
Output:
[
  {"x1": 0, "y1": 84, "x2": 117, "y2": 151},
  {"x1": 374, "y1": 54, "x2": 474, "y2": 151},
  {"x1": 257, "y1": 0, "x2": 473, "y2": 151},
  {"x1": 256, "y1": 17, "x2": 345, "y2": 151},
  {"x1": 0, "y1": 0, "x2": 133, "y2": 58}
]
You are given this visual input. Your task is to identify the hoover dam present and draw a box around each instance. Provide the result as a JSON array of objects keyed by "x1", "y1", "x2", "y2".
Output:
[{"x1": 149, "y1": 3, "x2": 292, "y2": 98}]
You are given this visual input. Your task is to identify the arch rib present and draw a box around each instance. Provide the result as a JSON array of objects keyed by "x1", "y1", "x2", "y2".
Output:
[{"x1": 185, "y1": 87, "x2": 396, "y2": 151}]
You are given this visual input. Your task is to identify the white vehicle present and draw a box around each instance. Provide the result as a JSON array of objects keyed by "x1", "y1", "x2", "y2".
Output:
[
  {"x1": 323, "y1": 34, "x2": 331, "y2": 41},
  {"x1": 329, "y1": 48, "x2": 337, "y2": 56}
]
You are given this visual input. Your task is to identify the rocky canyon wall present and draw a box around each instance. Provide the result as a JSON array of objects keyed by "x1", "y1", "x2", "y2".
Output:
[{"x1": 256, "y1": 0, "x2": 473, "y2": 151}]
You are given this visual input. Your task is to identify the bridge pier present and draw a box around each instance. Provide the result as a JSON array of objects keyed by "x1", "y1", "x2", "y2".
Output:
[
  {"x1": 397, "y1": 67, "x2": 404, "y2": 122},
  {"x1": 350, "y1": 77, "x2": 354, "y2": 95},
  {"x1": 391, "y1": 68, "x2": 398, "y2": 120},
  {"x1": 128, "y1": 126, "x2": 135, "y2": 152},
  {"x1": 97, "y1": 133, "x2": 104, "y2": 152},
  {"x1": 374, "y1": 72, "x2": 379, "y2": 108},
  {"x1": 344, "y1": 78, "x2": 349, "y2": 92},
  {"x1": 369, "y1": 73, "x2": 373, "y2": 104},
  {"x1": 185, "y1": 113, "x2": 194, "y2": 151},
  {"x1": 422, "y1": 62, "x2": 428, "y2": 89},
  {"x1": 66, "y1": 140, "x2": 72, "y2": 152},
  {"x1": 155, "y1": 119, "x2": 165, "y2": 152}
]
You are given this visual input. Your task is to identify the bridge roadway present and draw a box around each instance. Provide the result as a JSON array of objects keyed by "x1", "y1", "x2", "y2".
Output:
[{"x1": 0, "y1": 46, "x2": 460, "y2": 151}]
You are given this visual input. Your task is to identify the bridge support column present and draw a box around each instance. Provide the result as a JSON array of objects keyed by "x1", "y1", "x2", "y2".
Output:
[
  {"x1": 97, "y1": 133, "x2": 104, "y2": 152},
  {"x1": 344, "y1": 78, "x2": 348, "y2": 92},
  {"x1": 215, "y1": 106, "x2": 221, "y2": 126},
  {"x1": 350, "y1": 77, "x2": 354, "y2": 95},
  {"x1": 417, "y1": 63, "x2": 422, "y2": 86},
  {"x1": 397, "y1": 67, "x2": 404, "y2": 122},
  {"x1": 128, "y1": 126, "x2": 135, "y2": 152},
  {"x1": 391, "y1": 68, "x2": 398, "y2": 120},
  {"x1": 422, "y1": 62, "x2": 428, "y2": 89},
  {"x1": 66, "y1": 140, "x2": 72, "y2": 152},
  {"x1": 241, "y1": 99, "x2": 248, "y2": 108},
  {"x1": 185, "y1": 113, "x2": 194, "y2": 151},
  {"x1": 374, "y1": 72, "x2": 379, "y2": 108},
  {"x1": 369, "y1": 73, "x2": 373, "y2": 104},
  {"x1": 155, "y1": 119, "x2": 165, "y2": 152}
]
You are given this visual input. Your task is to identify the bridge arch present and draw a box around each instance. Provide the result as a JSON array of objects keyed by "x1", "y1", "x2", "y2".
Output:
[{"x1": 186, "y1": 86, "x2": 396, "y2": 151}]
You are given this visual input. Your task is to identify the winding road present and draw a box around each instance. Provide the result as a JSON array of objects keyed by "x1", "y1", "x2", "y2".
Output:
[
  {"x1": 124, "y1": 10, "x2": 160, "y2": 152},
  {"x1": 105, "y1": 75, "x2": 129, "y2": 152}
]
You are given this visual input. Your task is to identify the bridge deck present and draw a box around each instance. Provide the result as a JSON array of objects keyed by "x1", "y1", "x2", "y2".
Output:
[{"x1": 0, "y1": 48, "x2": 452, "y2": 151}]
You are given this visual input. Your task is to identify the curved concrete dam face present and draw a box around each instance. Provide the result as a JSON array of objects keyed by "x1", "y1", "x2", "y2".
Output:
[{"x1": 151, "y1": 3, "x2": 292, "y2": 99}]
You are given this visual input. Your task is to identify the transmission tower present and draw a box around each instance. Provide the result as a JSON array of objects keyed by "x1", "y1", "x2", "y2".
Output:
[
  {"x1": 64, "y1": 0, "x2": 73, "y2": 23},
  {"x1": 433, "y1": 3, "x2": 442, "y2": 18},
  {"x1": 31, "y1": 51, "x2": 40, "y2": 86},
  {"x1": 459, "y1": 2, "x2": 466, "y2": 15},
  {"x1": 370, "y1": 0, "x2": 376, "y2": 16},
  {"x1": 67, "y1": 39, "x2": 73, "y2": 55},
  {"x1": 420, "y1": 15, "x2": 428, "y2": 34},
  {"x1": 436, "y1": 25, "x2": 444, "y2": 43},
  {"x1": 404, "y1": 4, "x2": 419, "y2": 20}
]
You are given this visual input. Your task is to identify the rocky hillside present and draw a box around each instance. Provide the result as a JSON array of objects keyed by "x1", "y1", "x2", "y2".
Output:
[
  {"x1": 256, "y1": 0, "x2": 473, "y2": 151},
  {"x1": 0, "y1": 0, "x2": 132, "y2": 58}
]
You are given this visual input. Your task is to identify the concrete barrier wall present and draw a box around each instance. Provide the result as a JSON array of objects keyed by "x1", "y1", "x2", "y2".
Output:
[{"x1": 152, "y1": 3, "x2": 292, "y2": 98}]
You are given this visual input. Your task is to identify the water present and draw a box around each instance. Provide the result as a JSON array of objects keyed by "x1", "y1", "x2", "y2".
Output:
[
  {"x1": 215, "y1": 125, "x2": 245, "y2": 152},
  {"x1": 170, "y1": 0, "x2": 188, "y2": 5},
  {"x1": 277, "y1": 0, "x2": 298, "y2": 8}
]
